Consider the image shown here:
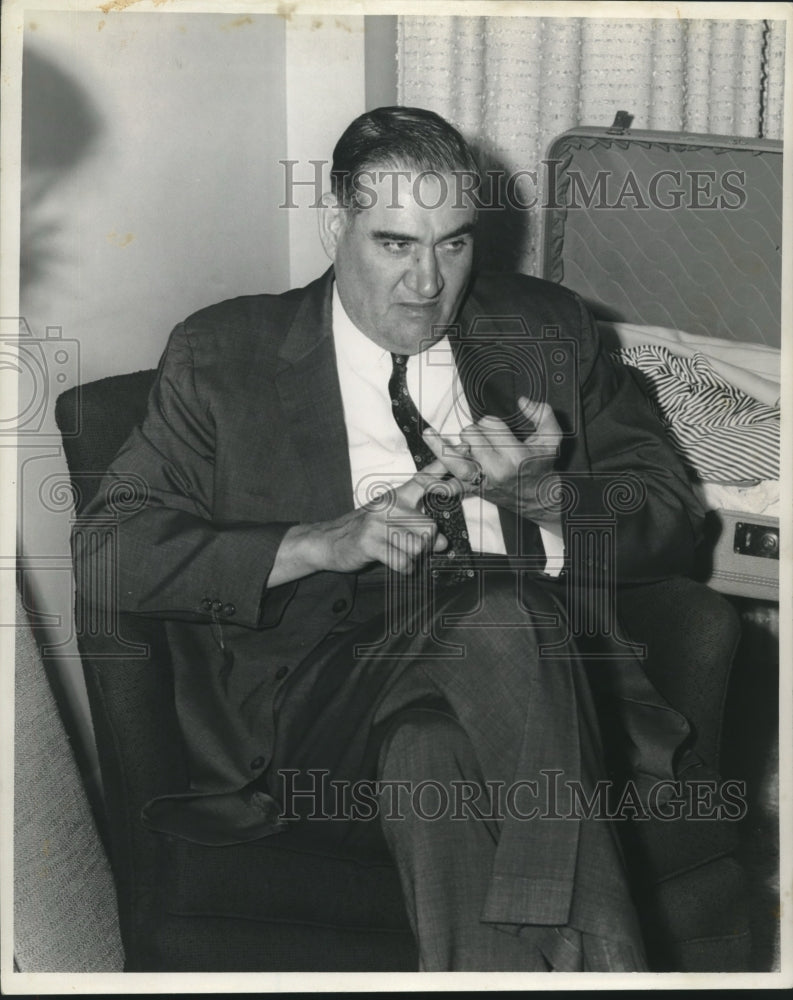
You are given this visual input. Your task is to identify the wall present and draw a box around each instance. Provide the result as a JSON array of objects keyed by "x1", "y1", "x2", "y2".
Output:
[
  {"x1": 21, "y1": 12, "x2": 291, "y2": 383},
  {"x1": 16, "y1": 10, "x2": 396, "y2": 790}
]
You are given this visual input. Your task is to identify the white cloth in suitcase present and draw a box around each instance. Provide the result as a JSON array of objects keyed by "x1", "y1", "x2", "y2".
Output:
[{"x1": 600, "y1": 321, "x2": 780, "y2": 509}]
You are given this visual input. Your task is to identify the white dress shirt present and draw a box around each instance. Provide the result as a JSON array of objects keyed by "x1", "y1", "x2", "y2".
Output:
[{"x1": 331, "y1": 284, "x2": 563, "y2": 572}]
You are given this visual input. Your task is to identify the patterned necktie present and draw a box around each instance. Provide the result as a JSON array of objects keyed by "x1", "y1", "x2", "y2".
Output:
[{"x1": 388, "y1": 353, "x2": 474, "y2": 583}]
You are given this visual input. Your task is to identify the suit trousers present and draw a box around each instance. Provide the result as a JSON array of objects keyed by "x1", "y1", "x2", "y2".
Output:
[{"x1": 266, "y1": 561, "x2": 653, "y2": 971}]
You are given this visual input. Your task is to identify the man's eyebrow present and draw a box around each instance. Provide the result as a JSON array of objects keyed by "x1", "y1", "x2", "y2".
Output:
[
  {"x1": 440, "y1": 221, "x2": 477, "y2": 240},
  {"x1": 369, "y1": 222, "x2": 476, "y2": 244}
]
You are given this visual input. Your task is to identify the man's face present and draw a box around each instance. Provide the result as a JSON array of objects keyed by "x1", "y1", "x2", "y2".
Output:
[{"x1": 321, "y1": 167, "x2": 476, "y2": 355}]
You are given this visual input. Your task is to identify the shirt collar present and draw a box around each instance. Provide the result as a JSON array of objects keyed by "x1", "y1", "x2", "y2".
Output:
[
  {"x1": 332, "y1": 282, "x2": 391, "y2": 376},
  {"x1": 332, "y1": 281, "x2": 452, "y2": 374}
]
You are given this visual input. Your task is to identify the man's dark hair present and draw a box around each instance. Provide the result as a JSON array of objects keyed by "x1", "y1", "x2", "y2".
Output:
[{"x1": 330, "y1": 106, "x2": 481, "y2": 210}]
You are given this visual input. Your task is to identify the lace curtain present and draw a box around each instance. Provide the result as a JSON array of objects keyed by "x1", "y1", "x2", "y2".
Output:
[{"x1": 397, "y1": 17, "x2": 786, "y2": 275}]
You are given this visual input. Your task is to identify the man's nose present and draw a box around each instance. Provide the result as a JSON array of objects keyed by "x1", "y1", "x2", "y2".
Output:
[{"x1": 405, "y1": 250, "x2": 443, "y2": 299}]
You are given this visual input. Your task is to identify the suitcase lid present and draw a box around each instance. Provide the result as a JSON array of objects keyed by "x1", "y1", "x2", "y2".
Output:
[{"x1": 539, "y1": 123, "x2": 783, "y2": 347}]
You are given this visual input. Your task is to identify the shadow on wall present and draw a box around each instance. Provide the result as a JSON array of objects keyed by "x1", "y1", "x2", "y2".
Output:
[
  {"x1": 16, "y1": 42, "x2": 108, "y2": 829},
  {"x1": 20, "y1": 45, "x2": 103, "y2": 291},
  {"x1": 469, "y1": 143, "x2": 528, "y2": 275}
]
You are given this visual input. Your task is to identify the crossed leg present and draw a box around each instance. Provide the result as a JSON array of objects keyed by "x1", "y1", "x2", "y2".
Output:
[
  {"x1": 269, "y1": 568, "x2": 657, "y2": 970},
  {"x1": 371, "y1": 571, "x2": 646, "y2": 971}
]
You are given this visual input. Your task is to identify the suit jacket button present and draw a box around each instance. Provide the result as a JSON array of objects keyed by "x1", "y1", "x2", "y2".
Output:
[
  {"x1": 332, "y1": 598, "x2": 348, "y2": 614},
  {"x1": 275, "y1": 665, "x2": 288, "y2": 680},
  {"x1": 250, "y1": 756, "x2": 265, "y2": 770},
  {"x1": 201, "y1": 598, "x2": 213, "y2": 611},
  {"x1": 222, "y1": 603, "x2": 236, "y2": 617},
  {"x1": 211, "y1": 599, "x2": 223, "y2": 612}
]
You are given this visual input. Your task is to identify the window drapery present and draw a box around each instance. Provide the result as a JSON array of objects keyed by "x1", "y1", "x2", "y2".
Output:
[{"x1": 397, "y1": 17, "x2": 786, "y2": 275}]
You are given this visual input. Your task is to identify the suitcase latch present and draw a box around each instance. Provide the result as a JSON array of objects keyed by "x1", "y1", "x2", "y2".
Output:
[{"x1": 734, "y1": 522, "x2": 779, "y2": 560}]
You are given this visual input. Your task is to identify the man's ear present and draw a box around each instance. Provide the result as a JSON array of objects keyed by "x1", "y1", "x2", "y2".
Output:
[{"x1": 318, "y1": 195, "x2": 348, "y2": 261}]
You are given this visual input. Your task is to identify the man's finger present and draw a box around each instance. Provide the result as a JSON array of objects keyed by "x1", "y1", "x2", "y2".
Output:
[
  {"x1": 395, "y1": 458, "x2": 461, "y2": 508},
  {"x1": 422, "y1": 426, "x2": 480, "y2": 480},
  {"x1": 382, "y1": 522, "x2": 441, "y2": 574},
  {"x1": 384, "y1": 532, "x2": 419, "y2": 575},
  {"x1": 517, "y1": 398, "x2": 562, "y2": 449},
  {"x1": 459, "y1": 423, "x2": 503, "y2": 477},
  {"x1": 460, "y1": 423, "x2": 492, "y2": 453},
  {"x1": 467, "y1": 417, "x2": 521, "y2": 456},
  {"x1": 432, "y1": 530, "x2": 450, "y2": 553}
]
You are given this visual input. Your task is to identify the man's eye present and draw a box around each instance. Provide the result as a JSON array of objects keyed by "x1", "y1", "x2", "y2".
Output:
[
  {"x1": 441, "y1": 239, "x2": 468, "y2": 253},
  {"x1": 383, "y1": 241, "x2": 410, "y2": 253}
]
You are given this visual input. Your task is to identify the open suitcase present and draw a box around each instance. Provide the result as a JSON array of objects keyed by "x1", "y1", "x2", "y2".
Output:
[
  {"x1": 539, "y1": 116, "x2": 782, "y2": 972},
  {"x1": 539, "y1": 117, "x2": 782, "y2": 602}
]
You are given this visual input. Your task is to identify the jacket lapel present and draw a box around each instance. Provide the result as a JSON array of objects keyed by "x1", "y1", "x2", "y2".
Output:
[
  {"x1": 271, "y1": 269, "x2": 541, "y2": 554},
  {"x1": 451, "y1": 282, "x2": 541, "y2": 557},
  {"x1": 274, "y1": 268, "x2": 354, "y2": 521}
]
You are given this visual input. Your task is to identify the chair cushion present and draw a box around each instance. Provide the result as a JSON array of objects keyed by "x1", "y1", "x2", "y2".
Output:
[
  {"x1": 160, "y1": 829, "x2": 411, "y2": 931},
  {"x1": 642, "y1": 856, "x2": 751, "y2": 972},
  {"x1": 147, "y1": 913, "x2": 417, "y2": 972}
]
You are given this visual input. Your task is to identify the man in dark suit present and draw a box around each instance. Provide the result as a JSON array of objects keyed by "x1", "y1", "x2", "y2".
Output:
[{"x1": 76, "y1": 107, "x2": 715, "y2": 971}]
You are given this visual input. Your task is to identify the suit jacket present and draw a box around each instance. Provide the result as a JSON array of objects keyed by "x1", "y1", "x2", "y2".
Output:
[{"x1": 75, "y1": 268, "x2": 705, "y2": 838}]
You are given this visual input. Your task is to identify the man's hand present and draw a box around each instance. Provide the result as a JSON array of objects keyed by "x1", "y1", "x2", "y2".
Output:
[
  {"x1": 422, "y1": 397, "x2": 563, "y2": 524},
  {"x1": 267, "y1": 459, "x2": 459, "y2": 587}
]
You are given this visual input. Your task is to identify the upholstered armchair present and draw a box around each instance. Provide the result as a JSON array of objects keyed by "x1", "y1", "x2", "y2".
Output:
[{"x1": 55, "y1": 370, "x2": 751, "y2": 972}]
